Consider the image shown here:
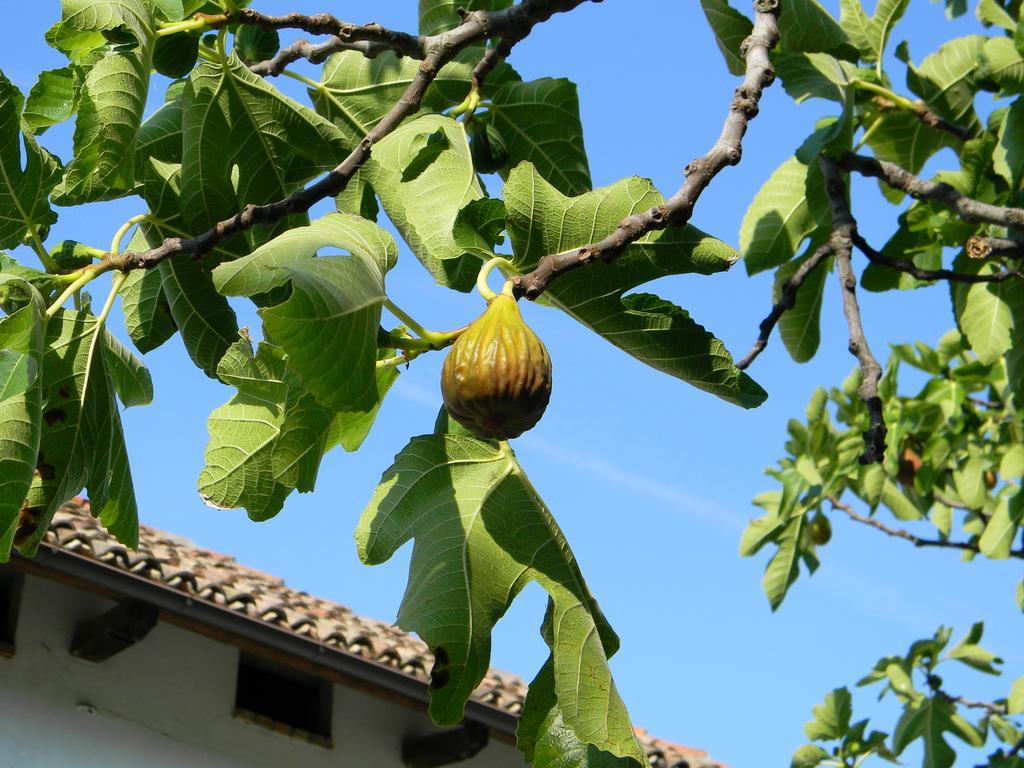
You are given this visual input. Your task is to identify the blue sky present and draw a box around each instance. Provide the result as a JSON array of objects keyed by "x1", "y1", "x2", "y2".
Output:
[{"x1": 3, "y1": 2, "x2": 1021, "y2": 766}]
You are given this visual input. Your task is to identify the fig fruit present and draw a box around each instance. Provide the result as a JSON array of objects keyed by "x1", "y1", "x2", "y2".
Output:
[
  {"x1": 441, "y1": 292, "x2": 552, "y2": 440},
  {"x1": 808, "y1": 512, "x2": 832, "y2": 546}
]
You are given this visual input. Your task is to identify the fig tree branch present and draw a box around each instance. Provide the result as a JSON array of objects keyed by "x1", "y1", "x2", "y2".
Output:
[
  {"x1": 113, "y1": 0, "x2": 590, "y2": 271},
  {"x1": 828, "y1": 497, "x2": 1024, "y2": 559},
  {"x1": 852, "y1": 233, "x2": 1024, "y2": 284},
  {"x1": 248, "y1": 37, "x2": 368, "y2": 77},
  {"x1": 852, "y1": 80, "x2": 974, "y2": 143},
  {"x1": 736, "y1": 242, "x2": 833, "y2": 370},
  {"x1": 821, "y1": 156, "x2": 886, "y2": 465},
  {"x1": 837, "y1": 152, "x2": 1024, "y2": 229},
  {"x1": 511, "y1": 0, "x2": 782, "y2": 300}
]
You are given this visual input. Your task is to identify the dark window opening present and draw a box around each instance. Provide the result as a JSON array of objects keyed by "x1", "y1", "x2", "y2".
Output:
[
  {"x1": 234, "y1": 655, "x2": 332, "y2": 747},
  {"x1": 0, "y1": 569, "x2": 24, "y2": 657}
]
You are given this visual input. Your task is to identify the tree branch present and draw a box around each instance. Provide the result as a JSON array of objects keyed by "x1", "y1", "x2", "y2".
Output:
[
  {"x1": 234, "y1": 9, "x2": 426, "y2": 59},
  {"x1": 837, "y1": 152, "x2": 1024, "y2": 229},
  {"x1": 852, "y1": 232, "x2": 1024, "y2": 284},
  {"x1": 115, "y1": 0, "x2": 591, "y2": 271},
  {"x1": 736, "y1": 242, "x2": 833, "y2": 370},
  {"x1": 821, "y1": 157, "x2": 886, "y2": 465},
  {"x1": 828, "y1": 497, "x2": 1024, "y2": 559},
  {"x1": 248, "y1": 36, "x2": 378, "y2": 77},
  {"x1": 511, "y1": 0, "x2": 782, "y2": 300},
  {"x1": 967, "y1": 235, "x2": 1024, "y2": 261}
]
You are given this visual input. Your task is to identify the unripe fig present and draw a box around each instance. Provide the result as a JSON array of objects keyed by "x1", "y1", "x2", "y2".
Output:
[
  {"x1": 808, "y1": 513, "x2": 832, "y2": 546},
  {"x1": 441, "y1": 292, "x2": 552, "y2": 440}
]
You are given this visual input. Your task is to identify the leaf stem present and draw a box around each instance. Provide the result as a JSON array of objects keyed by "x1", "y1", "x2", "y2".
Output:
[
  {"x1": 45, "y1": 265, "x2": 109, "y2": 319},
  {"x1": 156, "y1": 13, "x2": 227, "y2": 37},
  {"x1": 110, "y1": 214, "x2": 150, "y2": 256},
  {"x1": 280, "y1": 69, "x2": 321, "y2": 90},
  {"x1": 216, "y1": 26, "x2": 229, "y2": 65},
  {"x1": 96, "y1": 272, "x2": 128, "y2": 328},
  {"x1": 852, "y1": 79, "x2": 916, "y2": 111},
  {"x1": 450, "y1": 87, "x2": 482, "y2": 122}
]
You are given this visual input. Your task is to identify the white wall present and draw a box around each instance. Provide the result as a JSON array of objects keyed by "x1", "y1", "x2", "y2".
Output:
[{"x1": 0, "y1": 572, "x2": 525, "y2": 768}]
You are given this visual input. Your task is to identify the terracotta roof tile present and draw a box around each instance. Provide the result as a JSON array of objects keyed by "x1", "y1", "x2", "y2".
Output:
[{"x1": 38, "y1": 500, "x2": 723, "y2": 768}]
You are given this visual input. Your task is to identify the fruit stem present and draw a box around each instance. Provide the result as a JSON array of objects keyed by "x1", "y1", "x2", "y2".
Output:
[{"x1": 476, "y1": 256, "x2": 516, "y2": 302}]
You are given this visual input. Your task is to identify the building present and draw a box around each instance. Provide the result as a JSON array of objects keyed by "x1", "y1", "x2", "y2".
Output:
[{"x1": 0, "y1": 501, "x2": 721, "y2": 768}]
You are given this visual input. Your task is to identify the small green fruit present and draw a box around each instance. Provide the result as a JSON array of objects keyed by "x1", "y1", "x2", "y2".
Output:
[
  {"x1": 808, "y1": 513, "x2": 832, "y2": 546},
  {"x1": 441, "y1": 293, "x2": 552, "y2": 440}
]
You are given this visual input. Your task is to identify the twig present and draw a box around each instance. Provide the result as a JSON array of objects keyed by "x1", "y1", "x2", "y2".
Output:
[
  {"x1": 929, "y1": 681, "x2": 1008, "y2": 716},
  {"x1": 828, "y1": 496, "x2": 1024, "y2": 559},
  {"x1": 838, "y1": 152, "x2": 1024, "y2": 229},
  {"x1": 235, "y1": 9, "x2": 425, "y2": 58},
  {"x1": 736, "y1": 242, "x2": 833, "y2": 370},
  {"x1": 967, "y1": 235, "x2": 1024, "y2": 261},
  {"x1": 820, "y1": 157, "x2": 886, "y2": 464},
  {"x1": 852, "y1": 232, "x2": 1024, "y2": 284},
  {"x1": 511, "y1": 0, "x2": 782, "y2": 300},
  {"x1": 115, "y1": 0, "x2": 591, "y2": 271},
  {"x1": 249, "y1": 37, "x2": 370, "y2": 77}
]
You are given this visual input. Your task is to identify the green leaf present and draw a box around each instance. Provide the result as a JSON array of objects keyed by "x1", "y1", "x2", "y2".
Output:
[
  {"x1": 214, "y1": 213, "x2": 396, "y2": 412},
  {"x1": 791, "y1": 744, "x2": 831, "y2": 768},
  {"x1": 805, "y1": 688, "x2": 853, "y2": 741},
  {"x1": 953, "y1": 455, "x2": 987, "y2": 510},
  {"x1": 119, "y1": 226, "x2": 177, "y2": 354},
  {"x1": 332, "y1": 356, "x2": 399, "y2": 453},
  {"x1": 977, "y1": 0, "x2": 1017, "y2": 30},
  {"x1": 260, "y1": 257, "x2": 385, "y2": 412},
  {"x1": 778, "y1": 0, "x2": 856, "y2": 57},
  {"x1": 906, "y1": 35, "x2": 985, "y2": 129},
  {"x1": 892, "y1": 697, "x2": 984, "y2": 768},
  {"x1": 50, "y1": 0, "x2": 158, "y2": 204},
  {"x1": 313, "y1": 50, "x2": 482, "y2": 147},
  {"x1": 960, "y1": 280, "x2": 1023, "y2": 365},
  {"x1": 978, "y1": 489, "x2": 1024, "y2": 559},
  {"x1": 503, "y1": 163, "x2": 766, "y2": 408},
  {"x1": 136, "y1": 163, "x2": 239, "y2": 377},
  {"x1": 775, "y1": 51, "x2": 856, "y2": 104},
  {"x1": 1009, "y1": 676, "x2": 1024, "y2": 715},
  {"x1": 180, "y1": 53, "x2": 348, "y2": 248},
  {"x1": 18, "y1": 308, "x2": 140, "y2": 556},
  {"x1": 199, "y1": 339, "x2": 292, "y2": 520},
  {"x1": 362, "y1": 114, "x2": 485, "y2": 291},
  {"x1": 0, "y1": 276, "x2": 45, "y2": 561},
  {"x1": 775, "y1": 244, "x2": 833, "y2": 363},
  {"x1": 982, "y1": 37, "x2": 1024, "y2": 94},
  {"x1": 881, "y1": 479, "x2": 923, "y2": 520},
  {"x1": 763, "y1": 513, "x2": 804, "y2": 610},
  {"x1": 700, "y1": 0, "x2": 753, "y2": 76},
  {"x1": 840, "y1": 0, "x2": 909, "y2": 62},
  {"x1": 517, "y1": 660, "x2": 640, "y2": 768},
  {"x1": 1001, "y1": 445, "x2": 1024, "y2": 480},
  {"x1": 356, "y1": 435, "x2": 644, "y2": 764},
  {"x1": 103, "y1": 331, "x2": 153, "y2": 408},
  {"x1": 23, "y1": 66, "x2": 80, "y2": 134},
  {"x1": 486, "y1": 78, "x2": 591, "y2": 196},
  {"x1": 160, "y1": 256, "x2": 238, "y2": 378},
  {"x1": 741, "y1": 156, "x2": 827, "y2": 275},
  {"x1": 994, "y1": 97, "x2": 1024, "y2": 192},
  {"x1": 0, "y1": 73, "x2": 61, "y2": 251},
  {"x1": 947, "y1": 622, "x2": 1003, "y2": 673}
]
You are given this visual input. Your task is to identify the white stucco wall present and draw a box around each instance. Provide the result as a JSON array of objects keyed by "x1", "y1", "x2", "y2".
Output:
[{"x1": 0, "y1": 571, "x2": 525, "y2": 768}]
